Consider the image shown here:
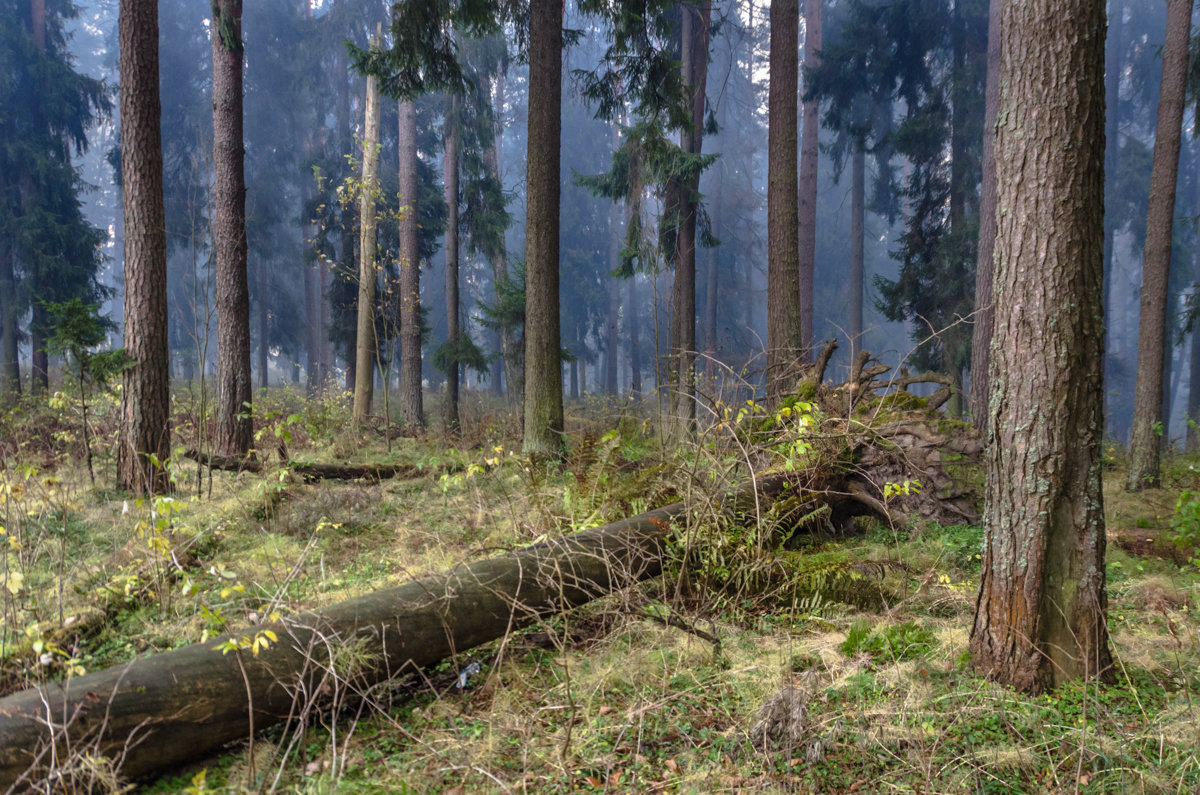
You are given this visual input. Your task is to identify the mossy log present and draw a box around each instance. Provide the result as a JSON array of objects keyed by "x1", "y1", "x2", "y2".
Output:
[
  {"x1": 183, "y1": 448, "x2": 441, "y2": 482},
  {"x1": 0, "y1": 474, "x2": 797, "y2": 791}
]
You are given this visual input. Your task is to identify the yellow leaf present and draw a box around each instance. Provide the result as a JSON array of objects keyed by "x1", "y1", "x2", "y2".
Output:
[{"x1": 4, "y1": 571, "x2": 23, "y2": 595}]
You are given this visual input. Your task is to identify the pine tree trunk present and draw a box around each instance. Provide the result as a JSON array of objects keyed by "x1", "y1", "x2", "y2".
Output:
[
  {"x1": 849, "y1": 145, "x2": 864, "y2": 360},
  {"x1": 1125, "y1": 0, "x2": 1189, "y2": 490},
  {"x1": 352, "y1": 27, "x2": 382, "y2": 425},
  {"x1": 212, "y1": 0, "x2": 253, "y2": 457},
  {"x1": 766, "y1": 0, "x2": 802, "y2": 401},
  {"x1": 628, "y1": 271, "x2": 642, "y2": 395},
  {"x1": 522, "y1": 0, "x2": 565, "y2": 456},
  {"x1": 118, "y1": 0, "x2": 172, "y2": 495},
  {"x1": 969, "y1": 0, "x2": 1001, "y2": 425},
  {"x1": 443, "y1": 95, "x2": 461, "y2": 432},
  {"x1": 797, "y1": 0, "x2": 821, "y2": 355},
  {"x1": 398, "y1": 98, "x2": 424, "y2": 427},
  {"x1": 1102, "y1": 0, "x2": 1123, "y2": 436},
  {"x1": 969, "y1": 0, "x2": 1111, "y2": 692},
  {"x1": 606, "y1": 194, "x2": 621, "y2": 397}
]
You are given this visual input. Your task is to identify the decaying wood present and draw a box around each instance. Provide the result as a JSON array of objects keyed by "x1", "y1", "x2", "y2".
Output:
[
  {"x1": 183, "y1": 449, "x2": 440, "y2": 482},
  {"x1": 0, "y1": 475, "x2": 797, "y2": 791}
]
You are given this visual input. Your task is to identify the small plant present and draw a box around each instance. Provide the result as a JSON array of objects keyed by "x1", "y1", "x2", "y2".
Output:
[
  {"x1": 839, "y1": 619, "x2": 937, "y2": 662},
  {"x1": 1169, "y1": 490, "x2": 1200, "y2": 563}
]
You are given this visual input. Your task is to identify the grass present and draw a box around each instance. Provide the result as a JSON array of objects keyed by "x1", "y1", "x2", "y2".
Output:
[{"x1": 1, "y1": 384, "x2": 1199, "y2": 793}]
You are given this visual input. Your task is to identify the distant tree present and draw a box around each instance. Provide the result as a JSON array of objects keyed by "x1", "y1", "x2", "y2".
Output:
[
  {"x1": 523, "y1": 0, "x2": 565, "y2": 456},
  {"x1": 797, "y1": 0, "x2": 821, "y2": 354},
  {"x1": 398, "y1": 97, "x2": 424, "y2": 427},
  {"x1": 211, "y1": 0, "x2": 252, "y2": 458},
  {"x1": 442, "y1": 92, "x2": 461, "y2": 431},
  {"x1": 118, "y1": 0, "x2": 172, "y2": 495},
  {"x1": 968, "y1": 0, "x2": 1001, "y2": 423},
  {"x1": 969, "y1": 0, "x2": 1111, "y2": 692},
  {"x1": 766, "y1": 0, "x2": 802, "y2": 401},
  {"x1": 352, "y1": 26, "x2": 382, "y2": 426},
  {"x1": 1125, "y1": 0, "x2": 1191, "y2": 491}
]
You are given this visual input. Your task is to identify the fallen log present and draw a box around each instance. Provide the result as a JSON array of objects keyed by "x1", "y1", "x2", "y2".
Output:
[
  {"x1": 0, "y1": 473, "x2": 798, "y2": 792},
  {"x1": 183, "y1": 449, "x2": 441, "y2": 482}
]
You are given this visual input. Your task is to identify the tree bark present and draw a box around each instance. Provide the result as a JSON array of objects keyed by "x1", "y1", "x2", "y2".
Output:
[
  {"x1": 766, "y1": 0, "x2": 802, "y2": 402},
  {"x1": 628, "y1": 271, "x2": 641, "y2": 395},
  {"x1": 352, "y1": 27, "x2": 382, "y2": 425},
  {"x1": 523, "y1": 0, "x2": 565, "y2": 456},
  {"x1": 0, "y1": 233, "x2": 18, "y2": 403},
  {"x1": 1125, "y1": 0, "x2": 1190, "y2": 490},
  {"x1": 118, "y1": 0, "x2": 172, "y2": 495},
  {"x1": 797, "y1": 0, "x2": 821, "y2": 355},
  {"x1": 443, "y1": 94, "x2": 461, "y2": 432},
  {"x1": 606, "y1": 194, "x2": 621, "y2": 397},
  {"x1": 969, "y1": 0, "x2": 1111, "y2": 693},
  {"x1": 968, "y1": 0, "x2": 1001, "y2": 425},
  {"x1": 212, "y1": 0, "x2": 253, "y2": 457},
  {"x1": 398, "y1": 98, "x2": 424, "y2": 428}
]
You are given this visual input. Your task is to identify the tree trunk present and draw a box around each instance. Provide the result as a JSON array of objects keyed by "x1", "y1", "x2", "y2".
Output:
[
  {"x1": 352, "y1": 27, "x2": 382, "y2": 425},
  {"x1": 1125, "y1": 0, "x2": 1189, "y2": 490},
  {"x1": 212, "y1": 0, "x2": 253, "y2": 457},
  {"x1": 849, "y1": 144, "x2": 864, "y2": 360},
  {"x1": 523, "y1": 0, "x2": 565, "y2": 456},
  {"x1": 118, "y1": 0, "x2": 172, "y2": 496},
  {"x1": 0, "y1": 233, "x2": 19, "y2": 403},
  {"x1": 668, "y1": 0, "x2": 711, "y2": 437},
  {"x1": 0, "y1": 473, "x2": 799, "y2": 790},
  {"x1": 304, "y1": 261, "x2": 318, "y2": 394},
  {"x1": 628, "y1": 272, "x2": 642, "y2": 395},
  {"x1": 606, "y1": 196, "x2": 621, "y2": 397},
  {"x1": 398, "y1": 98, "x2": 424, "y2": 428},
  {"x1": 1102, "y1": 0, "x2": 1123, "y2": 436},
  {"x1": 443, "y1": 94, "x2": 461, "y2": 432},
  {"x1": 969, "y1": 0, "x2": 1111, "y2": 693},
  {"x1": 968, "y1": 0, "x2": 1001, "y2": 425},
  {"x1": 766, "y1": 0, "x2": 802, "y2": 402},
  {"x1": 797, "y1": 0, "x2": 821, "y2": 355},
  {"x1": 257, "y1": 258, "x2": 268, "y2": 390}
]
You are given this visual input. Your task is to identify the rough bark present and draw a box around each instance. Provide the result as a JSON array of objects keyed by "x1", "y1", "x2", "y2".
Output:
[
  {"x1": 443, "y1": 95, "x2": 461, "y2": 432},
  {"x1": 968, "y1": 0, "x2": 1001, "y2": 425},
  {"x1": 212, "y1": 0, "x2": 253, "y2": 457},
  {"x1": 118, "y1": 0, "x2": 172, "y2": 495},
  {"x1": 352, "y1": 27, "x2": 382, "y2": 425},
  {"x1": 766, "y1": 0, "x2": 802, "y2": 402},
  {"x1": 398, "y1": 99, "x2": 424, "y2": 428},
  {"x1": 797, "y1": 0, "x2": 821, "y2": 355},
  {"x1": 1125, "y1": 0, "x2": 1190, "y2": 490},
  {"x1": 968, "y1": 0, "x2": 1111, "y2": 693},
  {"x1": 523, "y1": 0, "x2": 565, "y2": 456}
]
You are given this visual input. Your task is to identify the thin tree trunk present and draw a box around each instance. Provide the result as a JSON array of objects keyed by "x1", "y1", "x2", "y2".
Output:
[
  {"x1": 444, "y1": 94, "x2": 461, "y2": 432},
  {"x1": 352, "y1": 26, "x2": 382, "y2": 425},
  {"x1": 398, "y1": 99, "x2": 424, "y2": 427},
  {"x1": 969, "y1": 0, "x2": 1111, "y2": 692},
  {"x1": 606, "y1": 196, "x2": 621, "y2": 396},
  {"x1": 767, "y1": 0, "x2": 802, "y2": 402},
  {"x1": 1102, "y1": 0, "x2": 1123, "y2": 435},
  {"x1": 256, "y1": 258, "x2": 268, "y2": 390},
  {"x1": 1125, "y1": 0, "x2": 1190, "y2": 490},
  {"x1": 849, "y1": 144, "x2": 864, "y2": 360},
  {"x1": 797, "y1": 0, "x2": 821, "y2": 355},
  {"x1": 212, "y1": 0, "x2": 252, "y2": 456},
  {"x1": 0, "y1": 234, "x2": 19, "y2": 403},
  {"x1": 522, "y1": 0, "x2": 565, "y2": 456},
  {"x1": 969, "y1": 0, "x2": 1002, "y2": 425},
  {"x1": 629, "y1": 272, "x2": 642, "y2": 395},
  {"x1": 118, "y1": 0, "x2": 172, "y2": 495}
]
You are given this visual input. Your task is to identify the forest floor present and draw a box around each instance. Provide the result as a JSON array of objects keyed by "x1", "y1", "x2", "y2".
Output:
[{"x1": 1, "y1": 384, "x2": 1198, "y2": 794}]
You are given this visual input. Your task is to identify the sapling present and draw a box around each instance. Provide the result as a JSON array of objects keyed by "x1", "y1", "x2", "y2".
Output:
[{"x1": 43, "y1": 298, "x2": 134, "y2": 485}]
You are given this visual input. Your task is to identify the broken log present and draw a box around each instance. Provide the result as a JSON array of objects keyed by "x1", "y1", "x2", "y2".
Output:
[
  {"x1": 0, "y1": 474, "x2": 797, "y2": 791},
  {"x1": 183, "y1": 449, "x2": 442, "y2": 482}
]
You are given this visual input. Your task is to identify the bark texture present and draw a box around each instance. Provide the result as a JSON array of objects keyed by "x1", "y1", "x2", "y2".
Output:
[
  {"x1": 212, "y1": 0, "x2": 252, "y2": 457},
  {"x1": 1124, "y1": 0, "x2": 1190, "y2": 490},
  {"x1": 118, "y1": 0, "x2": 172, "y2": 495},
  {"x1": 968, "y1": 0, "x2": 1111, "y2": 692},
  {"x1": 398, "y1": 99, "x2": 424, "y2": 428},
  {"x1": 797, "y1": 0, "x2": 821, "y2": 354},
  {"x1": 766, "y1": 0, "x2": 802, "y2": 402},
  {"x1": 352, "y1": 28, "x2": 382, "y2": 425},
  {"x1": 523, "y1": 0, "x2": 565, "y2": 456}
]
